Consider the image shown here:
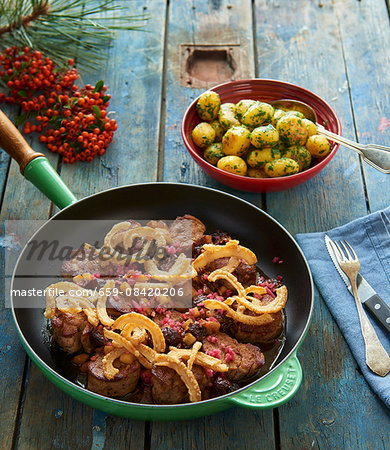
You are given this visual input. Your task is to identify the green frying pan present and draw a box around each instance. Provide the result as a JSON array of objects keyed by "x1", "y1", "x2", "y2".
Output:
[{"x1": 1, "y1": 108, "x2": 312, "y2": 420}]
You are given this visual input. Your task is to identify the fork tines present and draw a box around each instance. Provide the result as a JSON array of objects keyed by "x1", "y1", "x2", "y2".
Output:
[{"x1": 333, "y1": 240, "x2": 358, "y2": 263}]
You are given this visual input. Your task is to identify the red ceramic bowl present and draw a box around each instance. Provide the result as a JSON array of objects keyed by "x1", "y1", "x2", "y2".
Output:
[{"x1": 181, "y1": 79, "x2": 341, "y2": 192}]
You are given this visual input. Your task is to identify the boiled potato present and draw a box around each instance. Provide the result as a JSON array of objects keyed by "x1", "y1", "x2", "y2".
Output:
[
  {"x1": 306, "y1": 135, "x2": 331, "y2": 158},
  {"x1": 246, "y1": 146, "x2": 282, "y2": 168},
  {"x1": 303, "y1": 119, "x2": 317, "y2": 136},
  {"x1": 271, "y1": 109, "x2": 287, "y2": 126},
  {"x1": 222, "y1": 126, "x2": 251, "y2": 157},
  {"x1": 273, "y1": 142, "x2": 285, "y2": 153},
  {"x1": 276, "y1": 115, "x2": 308, "y2": 146},
  {"x1": 264, "y1": 158, "x2": 300, "y2": 177},
  {"x1": 196, "y1": 90, "x2": 221, "y2": 121},
  {"x1": 284, "y1": 110, "x2": 305, "y2": 119},
  {"x1": 209, "y1": 119, "x2": 225, "y2": 142},
  {"x1": 236, "y1": 99, "x2": 257, "y2": 118},
  {"x1": 203, "y1": 143, "x2": 224, "y2": 165},
  {"x1": 218, "y1": 103, "x2": 241, "y2": 129},
  {"x1": 250, "y1": 124, "x2": 279, "y2": 148},
  {"x1": 217, "y1": 155, "x2": 247, "y2": 176},
  {"x1": 241, "y1": 101, "x2": 274, "y2": 128},
  {"x1": 191, "y1": 122, "x2": 215, "y2": 148},
  {"x1": 247, "y1": 167, "x2": 269, "y2": 178},
  {"x1": 284, "y1": 145, "x2": 312, "y2": 171}
]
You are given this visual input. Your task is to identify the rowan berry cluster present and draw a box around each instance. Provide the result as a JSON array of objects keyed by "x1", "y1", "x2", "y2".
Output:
[{"x1": 0, "y1": 46, "x2": 117, "y2": 163}]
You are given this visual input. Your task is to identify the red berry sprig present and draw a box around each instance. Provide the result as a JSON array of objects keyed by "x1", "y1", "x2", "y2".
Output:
[{"x1": 0, "y1": 46, "x2": 117, "y2": 163}]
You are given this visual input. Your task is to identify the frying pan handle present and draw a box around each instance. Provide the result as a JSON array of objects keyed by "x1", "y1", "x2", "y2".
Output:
[
  {"x1": 228, "y1": 351, "x2": 302, "y2": 409},
  {"x1": 0, "y1": 108, "x2": 77, "y2": 209}
]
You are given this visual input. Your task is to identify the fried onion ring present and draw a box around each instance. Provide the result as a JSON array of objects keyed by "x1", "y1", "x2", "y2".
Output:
[
  {"x1": 137, "y1": 343, "x2": 158, "y2": 369},
  {"x1": 102, "y1": 348, "x2": 127, "y2": 380},
  {"x1": 192, "y1": 240, "x2": 257, "y2": 270},
  {"x1": 168, "y1": 347, "x2": 228, "y2": 372},
  {"x1": 223, "y1": 257, "x2": 241, "y2": 273},
  {"x1": 123, "y1": 226, "x2": 168, "y2": 249},
  {"x1": 57, "y1": 300, "x2": 99, "y2": 327},
  {"x1": 96, "y1": 280, "x2": 115, "y2": 326},
  {"x1": 154, "y1": 354, "x2": 201, "y2": 403},
  {"x1": 121, "y1": 324, "x2": 147, "y2": 345},
  {"x1": 187, "y1": 341, "x2": 202, "y2": 370},
  {"x1": 203, "y1": 300, "x2": 274, "y2": 325},
  {"x1": 104, "y1": 222, "x2": 135, "y2": 250},
  {"x1": 103, "y1": 329, "x2": 139, "y2": 357},
  {"x1": 111, "y1": 312, "x2": 165, "y2": 353},
  {"x1": 144, "y1": 253, "x2": 192, "y2": 281},
  {"x1": 44, "y1": 281, "x2": 98, "y2": 319},
  {"x1": 207, "y1": 269, "x2": 246, "y2": 297},
  {"x1": 244, "y1": 286, "x2": 267, "y2": 296},
  {"x1": 235, "y1": 286, "x2": 288, "y2": 314},
  {"x1": 104, "y1": 224, "x2": 170, "y2": 265}
]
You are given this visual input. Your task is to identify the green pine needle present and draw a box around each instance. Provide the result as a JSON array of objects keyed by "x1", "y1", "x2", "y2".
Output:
[{"x1": 0, "y1": 0, "x2": 148, "y2": 70}]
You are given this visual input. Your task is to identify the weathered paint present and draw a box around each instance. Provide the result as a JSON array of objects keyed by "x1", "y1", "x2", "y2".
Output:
[
  {"x1": 255, "y1": 0, "x2": 390, "y2": 448},
  {"x1": 0, "y1": 0, "x2": 389, "y2": 448}
]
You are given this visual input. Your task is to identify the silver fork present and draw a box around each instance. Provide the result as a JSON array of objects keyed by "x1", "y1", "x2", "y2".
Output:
[{"x1": 329, "y1": 239, "x2": 390, "y2": 376}]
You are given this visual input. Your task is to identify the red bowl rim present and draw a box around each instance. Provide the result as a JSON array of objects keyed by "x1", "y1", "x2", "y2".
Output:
[{"x1": 181, "y1": 78, "x2": 342, "y2": 185}]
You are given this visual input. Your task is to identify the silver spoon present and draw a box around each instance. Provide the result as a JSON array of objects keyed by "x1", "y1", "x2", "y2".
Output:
[{"x1": 271, "y1": 99, "x2": 390, "y2": 174}]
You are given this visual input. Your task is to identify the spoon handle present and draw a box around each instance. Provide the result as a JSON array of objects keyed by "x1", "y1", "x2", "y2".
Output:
[{"x1": 317, "y1": 126, "x2": 390, "y2": 174}]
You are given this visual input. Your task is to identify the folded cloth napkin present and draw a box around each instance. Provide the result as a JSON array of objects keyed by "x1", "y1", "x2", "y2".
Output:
[{"x1": 296, "y1": 207, "x2": 390, "y2": 409}]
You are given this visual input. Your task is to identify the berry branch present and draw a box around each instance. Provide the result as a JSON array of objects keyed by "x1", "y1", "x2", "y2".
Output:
[{"x1": 0, "y1": 47, "x2": 117, "y2": 163}]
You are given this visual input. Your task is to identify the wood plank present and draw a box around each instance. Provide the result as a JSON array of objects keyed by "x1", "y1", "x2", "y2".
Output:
[
  {"x1": 254, "y1": 0, "x2": 390, "y2": 448},
  {"x1": 0, "y1": 129, "x2": 57, "y2": 449},
  {"x1": 58, "y1": 0, "x2": 166, "y2": 200},
  {"x1": 15, "y1": 0, "x2": 166, "y2": 447},
  {"x1": 160, "y1": 0, "x2": 264, "y2": 206},
  {"x1": 335, "y1": 0, "x2": 390, "y2": 213},
  {"x1": 255, "y1": 0, "x2": 367, "y2": 231},
  {"x1": 0, "y1": 107, "x2": 20, "y2": 450},
  {"x1": 152, "y1": 1, "x2": 275, "y2": 448},
  {"x1": 16, "y1": 363, "x2": 93, "y2": 450},
  {"x1": 151, "y1": 407, "x2": 274, "y2": 450}
]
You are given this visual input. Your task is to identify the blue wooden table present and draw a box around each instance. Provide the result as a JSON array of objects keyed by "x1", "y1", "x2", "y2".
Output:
[{"x1": 1, "y1": 0, "x2": 390, "y2": 448}]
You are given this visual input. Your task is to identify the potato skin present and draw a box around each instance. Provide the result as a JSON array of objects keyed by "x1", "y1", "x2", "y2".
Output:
[
  {"x1": 284, "y1": 110, "x2": 305, "y2": 119},
  {"x1": 250, "y1": 124, "x2": 279, "y2": 148},
  {"x1": 218, "y1": 103, "x2": 241, "y2": 129},
  {"x1": 306, "y1": 135, "x2": 331, "y2": 158},
  {"x1": 209, "y1": 119, "x2": 225, "y2": 142},
  {"x1": 302, "y1": 119, "x2": 317, "y2": 137},
  {"x1": 191, "y1": 122, "x2": 215, "y2": 148},
  {"x1": 217, "y1": 155, "x2": 247, "y2": 176},
  {"x1": 264, "y1": 157, "x2": 300, "y2": 177},
  {"x1": 247, "y1": 167, "x2": 269, "y2": 178},
  {"x1": 196, "y1": 91, "x2": 221, "y2": 121},
  {"x1": 276, "y1": 115, "x2": 308, "y2": 146},
  {"x1": 222, "y1": 126, "x2": 251, "y2": 157},
  {"x1": 271, "y1": 109, "x2": 287, "y2": 126},
  {"x1": 241, "y1": 102, "x2": 274, "y2": 128},
  {"x1": 203, "y1": 143, "x2": 224, "y2": 165},
  {"x1": 246, "y1": 146, "x2": 282, "y2": 168},
  {"x1": 236, "y1": 99, "x2": 257, "y2": 118},
  {"x1": 284, "y1": 145, "x2": 312, "y2": 171}
]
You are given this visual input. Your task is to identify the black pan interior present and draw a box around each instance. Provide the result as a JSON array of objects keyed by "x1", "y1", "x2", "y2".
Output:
[{"x1": 12, "y1": 183, "x2": 313, "y2": 387}]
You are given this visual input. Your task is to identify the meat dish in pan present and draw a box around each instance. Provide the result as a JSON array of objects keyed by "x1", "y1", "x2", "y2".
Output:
[{"x1": 44, "y1": 215, "x2": 287, "y2": 404}]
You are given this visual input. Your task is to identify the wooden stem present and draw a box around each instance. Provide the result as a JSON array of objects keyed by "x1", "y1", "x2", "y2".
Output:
[{"x1": 0, "y1": 2, "x2": 50, "y2": 36}]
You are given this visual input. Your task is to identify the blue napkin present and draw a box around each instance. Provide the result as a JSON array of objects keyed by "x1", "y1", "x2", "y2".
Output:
[{"x1": 296, "y1": 207, "x2": 390, "y2": 409}]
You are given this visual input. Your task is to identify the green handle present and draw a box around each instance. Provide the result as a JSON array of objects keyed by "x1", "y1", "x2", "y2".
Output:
[
  {"x1": 24, "y1": 156, "x2": 77, "y2": 209},
  {"x1": 229, "y1": 351, "x2": 302, "y2": 409}
]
